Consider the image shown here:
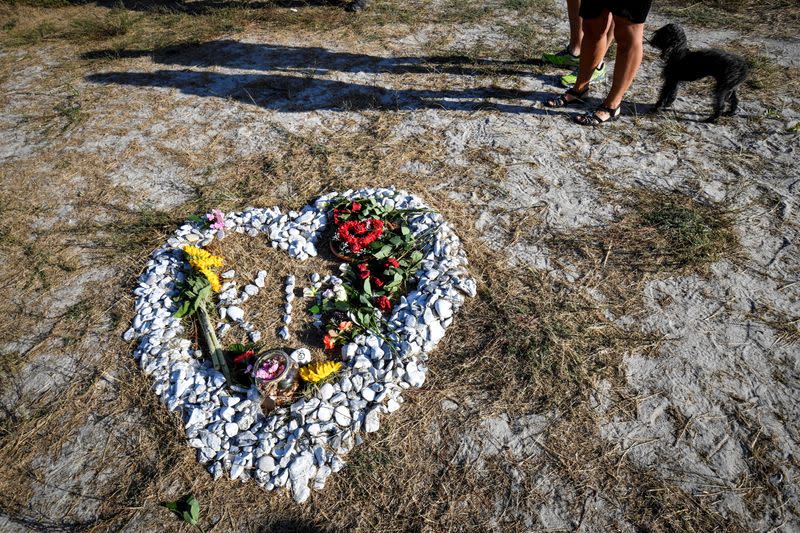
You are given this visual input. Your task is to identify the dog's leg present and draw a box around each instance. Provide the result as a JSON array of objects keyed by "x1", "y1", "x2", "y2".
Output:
[
  {"x1": 652, "y1": 79, "x2": 679, "y2": 113},
  {"x1": 725, "y1": 90, "x2": 739, "y2": 116},
  {"x1": 706, "y1": 84, "x2": 729, "y2": 123}
]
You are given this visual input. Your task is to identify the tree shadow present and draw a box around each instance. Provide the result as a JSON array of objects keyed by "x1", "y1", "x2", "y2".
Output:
[{"x1": 84, "y1": 41, "x2": 553, "y2": 114}]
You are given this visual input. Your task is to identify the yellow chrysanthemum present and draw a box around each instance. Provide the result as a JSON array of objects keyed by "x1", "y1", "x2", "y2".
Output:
[
  {"x1": 182, "y1": 245, "x2": 224, "y2": 291},
  {"x1": 183, "y1": 244, "x2": 211, "y2": 261},
  {"x1": 189, "y1": 255, "x2": 224, "y2": 270},
  {"x1": 199, "y1": 268, "x2": 222, "y2": 292},
  {"x1": 299, "y1": 360, "x2": 342, "y2": 383}
]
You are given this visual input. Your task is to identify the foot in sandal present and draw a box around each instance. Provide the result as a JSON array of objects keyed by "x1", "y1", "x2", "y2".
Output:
[
  {"x1": 574, "y1": 105, "x2": 621, "y2": 125},
  {"x1": 544, "y1": 86, "x2": 590, "y2": 108}
]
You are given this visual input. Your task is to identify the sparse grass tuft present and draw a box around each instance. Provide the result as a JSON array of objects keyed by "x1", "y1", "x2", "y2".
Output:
[
  {"x1": 68, "y1": 8, "x2": 137, "y2": 41},
  {"x1": 660, "y1": 0, "x2": 800, "y2": 37},
  {"x1": 640, "y1": 200, "x2": 734, "y2": 268}
]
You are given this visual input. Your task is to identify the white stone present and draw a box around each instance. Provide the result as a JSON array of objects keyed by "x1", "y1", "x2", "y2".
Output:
[
  {"x1": 227, "y1": 306, "x2": 245, "y2": 321},
  {"x1": 364, "y1": 408, "x2": 380, "y2": 433},
  {"x1": 319, "y1": 383, "x2": 334, "y2": 401},
  {"x1": 334, "y1": 405, "x2": 351, "y2": 427},
  {"x1": 341, "y1": 343, "x2": 358, "y2": 360},
  {"x1": 244, "y1": 284, "x2": 259, "y2": 296},
  {"x1": 317, "y1": 405, "x2": 333, "y2": 422},
  {"x1": 290, "y1": 348, "x2": 311, "y2": 364},
  {"x1": 258, "y1": 455, "x2": 276, "y2": 472},
  {"x1": 434, "y1": 299, "x2": 453, "y2": 319}
]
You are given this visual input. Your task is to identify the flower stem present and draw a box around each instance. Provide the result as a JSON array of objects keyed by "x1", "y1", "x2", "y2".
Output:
[{"x1": 196, "y1": 303, "x2": 232, "y2": 386}]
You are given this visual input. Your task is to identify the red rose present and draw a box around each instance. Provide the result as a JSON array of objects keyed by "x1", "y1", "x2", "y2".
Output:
[
  {"x1": 351, "y1": 201, "x2": 362, "y2": 212},
  {"x1": 372, "y1": 276, "x2": 385, "y2": 288},
  {"x1": 337, "y1": 219, "x2": 384, "y2": 252},
  {"x1": 385, "y1": 257, "x2": 399, "y2": 269},
  {"x1": 374, "y1": 295, "x2": 392, "y2": 313},
  {"x1": 356, "y1": 263, "x2": 370, "y2": 280},
  {"x1": 233, "y1": 349, "x2": 255, "y2": 365}
]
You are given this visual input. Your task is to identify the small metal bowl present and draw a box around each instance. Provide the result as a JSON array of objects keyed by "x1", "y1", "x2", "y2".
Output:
[{"x1": 251, "y1": 350, "x2": 297, "y2": 391}]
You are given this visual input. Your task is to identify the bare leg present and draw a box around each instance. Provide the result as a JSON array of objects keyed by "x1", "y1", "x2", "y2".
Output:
[
  {"x1": 567, "y1": 0, "x2": 583, "y2": 56},
  {"x1": 603, "y1": 19, "x2": 615, "y2": 60},
  {"x1": 599, "y1": 14, "x2": 644, "y2": 116},
  {"x1": 573, "y1": 11, "x2": 613, "y2": 93}
]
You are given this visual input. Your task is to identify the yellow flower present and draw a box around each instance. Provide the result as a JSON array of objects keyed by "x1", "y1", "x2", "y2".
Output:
[
  {"x1": 299, "y1": 360, "x2": 342, "y2": 383},
  {"x1": 183, "y1": 244, "x2": 211, "y2": 261},
  {"x1": 199, "y1": 268, "x2": 222, "y2": 292},
  {"x1": 189, "y1": 255, "x2": 224, "y2": 270},
  {"x1": 182, "y1": 245, "x2": 224, "y2": 291}
]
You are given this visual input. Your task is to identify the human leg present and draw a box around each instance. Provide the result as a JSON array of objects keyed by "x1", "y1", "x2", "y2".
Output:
[
  {"x1": 567, "y1": 0, "x2": 583, "y2": 55},
  {"x1": 544, "y1": 9, "x2": 611, "y2": 107},
  {"x1": 573, "y1": 10, "x2": 612, "y2": 94},
  {"x1": 603, "y1": 14, "x2": 644, "y2": 109}
]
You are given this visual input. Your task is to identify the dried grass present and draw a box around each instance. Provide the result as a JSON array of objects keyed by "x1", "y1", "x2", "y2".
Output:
[{"x1": 0, "y1": 1, "x2": 791, "y2": 530}]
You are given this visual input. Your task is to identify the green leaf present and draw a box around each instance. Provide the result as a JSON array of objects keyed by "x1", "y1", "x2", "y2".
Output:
[
  {"x1": 363, "y1": 278, "x2": 372, "y2": 296},
  {"x1": 187, "y1": 495, "x2": 200, "y2": 524},
  {"x1": 228, "y1": 343, "x2": 245, "y2": 354},
  {"x1": 309, "y1": 304, "x2": 321, "y2": 314},
  {"x1": 401, "y1": 225, "x2": 410, "y2": 235},
  {"x1": 372, "y1": 245, "x2": 392, "y2": 259},
  {"x1": 390, "y1": 235, "x2": 403, "y2": 246},
  {"x1": 174, "y1": 300, "x2": 191, "y2": 318},
  {"x1": 162, "y1": 501, "x2": 179, "y2": 512}
]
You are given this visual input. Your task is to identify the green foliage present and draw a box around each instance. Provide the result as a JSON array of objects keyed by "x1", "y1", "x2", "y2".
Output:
[
  {"x1": 174, "y1": 272, "x2": 212, "y2": 318},
  {"x1": 162, "y1": 494, "x2": 203, "y2": 532}
]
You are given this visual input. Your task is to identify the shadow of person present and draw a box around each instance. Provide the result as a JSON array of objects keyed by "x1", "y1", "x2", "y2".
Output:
[
  {"x1": 81, "y1": 40, "x2": 543, "y2": 77},
  {"x1": 93, "y1": 0, "x2": 350, "y2": 14},
  {"x1": 83, "y1": 40, "x2": 554, "y2": 113},
  {"x1": 86, "y1": 69, "x2": 549, "y2": 114}
]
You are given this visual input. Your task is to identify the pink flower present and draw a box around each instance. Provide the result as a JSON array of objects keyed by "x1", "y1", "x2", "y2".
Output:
[
  {"x1": 206, "y1": 209, "x2": 225, "y2": 230},
  {"x1": 255, "y1": 358, "x2": 285, "y2": 381}
]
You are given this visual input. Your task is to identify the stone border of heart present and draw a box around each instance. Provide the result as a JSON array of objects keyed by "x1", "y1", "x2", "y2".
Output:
[{"x1": 126, "y1": 188, "x2": 475, "y2": 502}]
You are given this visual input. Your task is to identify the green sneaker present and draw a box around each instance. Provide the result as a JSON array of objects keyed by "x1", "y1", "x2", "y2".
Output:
[
  {"x1": 560, "y1": 62, "x2": 607, "y2": 87},
  {"x1": 542, "y1": 47, "x2": 580, "y2": 67}
]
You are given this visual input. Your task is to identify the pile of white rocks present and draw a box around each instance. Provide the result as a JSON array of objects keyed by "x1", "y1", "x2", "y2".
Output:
[{"x1": 124, "y1": 188, "x2": 475, "y2": 502}]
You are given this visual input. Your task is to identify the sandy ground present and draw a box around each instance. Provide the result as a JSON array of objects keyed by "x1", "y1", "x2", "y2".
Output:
[{"x1": 1, "y1": 2, "x2": 798, "y2": 531}]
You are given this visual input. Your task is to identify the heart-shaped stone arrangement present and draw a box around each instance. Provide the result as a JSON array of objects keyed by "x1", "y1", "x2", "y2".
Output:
[{"x1": 126, "y1": 188, "x2": 475, "y2": 502}]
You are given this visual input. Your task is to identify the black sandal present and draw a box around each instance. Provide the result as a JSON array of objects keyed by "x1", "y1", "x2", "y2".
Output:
[
  {"x1": 574, "y1": 105, "x2": 621, "y2": 125},
  {"x1": 544, "y1": 86, "x2": 589, "y2": 108}
]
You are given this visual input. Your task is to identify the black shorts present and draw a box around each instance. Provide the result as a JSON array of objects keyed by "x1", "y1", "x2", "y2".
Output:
[{"x1": 579, "y1": 0, "x2": 653, "y2": 24}]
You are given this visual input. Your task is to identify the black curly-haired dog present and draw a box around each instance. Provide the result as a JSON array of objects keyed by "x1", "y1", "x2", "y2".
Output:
[{"x1": 649, "y1": 23, "x2": 749, "y2": 122}]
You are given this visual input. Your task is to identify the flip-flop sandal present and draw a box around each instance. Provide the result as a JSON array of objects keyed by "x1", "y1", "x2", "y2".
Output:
[
  {"x1": 574, "y1": 105, "x2": 621, "y2": 125},
  {"x1": 544, "y1": 86, "x2": 589, "y2": 109}
]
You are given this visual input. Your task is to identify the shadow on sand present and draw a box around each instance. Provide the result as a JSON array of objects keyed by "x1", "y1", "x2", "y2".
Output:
[{"x1": 84, "y1": 40, "x2": 553, "y2": 113}]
